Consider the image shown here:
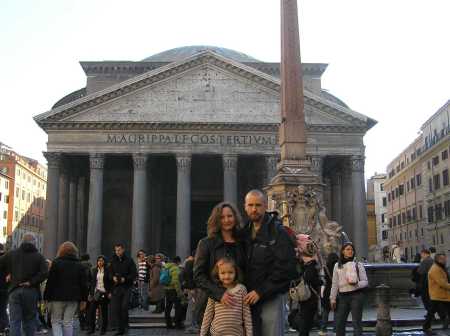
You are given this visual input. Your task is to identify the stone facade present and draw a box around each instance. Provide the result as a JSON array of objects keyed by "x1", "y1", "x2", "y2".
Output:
[
  {"x1": 0, "y1": 144, "x2": 47, "y2": 252},
  {"x1": 34, "y1": 47, "x2": 375, "y2": 259},
  {"x1": 0, "y1": 169, "x2": 12, "y2": 244},
  {"x1": 385, "y1": 100, "x2": 450, "y2": 262}
]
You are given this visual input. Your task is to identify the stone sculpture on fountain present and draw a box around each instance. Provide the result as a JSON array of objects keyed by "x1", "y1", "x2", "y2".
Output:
[{"x1": 276, "y1": 184, "x2": 342, "y2": 256}]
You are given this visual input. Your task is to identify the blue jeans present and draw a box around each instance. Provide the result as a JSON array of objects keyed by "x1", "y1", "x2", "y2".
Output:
[
  {"x1": 9, "y1": 287, "x2": 39, "y2": 336},
  {"x1": 251, "y1": 293, "x2": 286, "y2": 336},
  {"x1": 0, "y1": 290, "x2": 9, "y2": 332},
  {"x1": 49, "y1": 301, "x2": 78, "y2": 336}
]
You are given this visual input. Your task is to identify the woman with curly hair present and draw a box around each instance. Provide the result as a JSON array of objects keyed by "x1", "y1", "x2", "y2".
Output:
[
  {"x1": 193, "y1": 202, "x2": 247, "y2": 324},
  {"x1": 44, "y1": 242, "x2": 89, "y2": 336}
]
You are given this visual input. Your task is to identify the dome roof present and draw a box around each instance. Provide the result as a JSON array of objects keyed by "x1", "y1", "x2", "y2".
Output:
[{"x1": 142, "y1": 45, "x2": 259, "y2": 63}]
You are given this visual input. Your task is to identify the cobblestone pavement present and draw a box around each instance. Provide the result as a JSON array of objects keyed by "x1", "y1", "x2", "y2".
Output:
[{"x1": 72, "y1": 328, "x2": 446, "y2": 336}]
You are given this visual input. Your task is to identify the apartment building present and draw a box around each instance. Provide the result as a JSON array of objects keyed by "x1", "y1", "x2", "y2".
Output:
[
  {"x1": 0, "y1": 168, "x2": 13, "y2": 244},
  {"x1": 0, "y1": 143, "x2": 47, "y2": 252},
  {"x1": 421, "y1": 101, "x2": 450, "y2": 255},
  {"x1": 384, "y1": 100, "x2": 450, "y2": 261}
]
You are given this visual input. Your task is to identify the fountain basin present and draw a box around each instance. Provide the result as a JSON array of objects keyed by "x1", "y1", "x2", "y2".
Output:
[{"x1": 362, "y1": 263, "x2": 419, "y2": 307}]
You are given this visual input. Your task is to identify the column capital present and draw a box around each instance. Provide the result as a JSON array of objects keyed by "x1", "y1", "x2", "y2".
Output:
[
  {"x1": 223, "y1": 154, "x2": 238, "y2": 171},
  {"x1": 132, "y1": 153, "x2": 148, "y2": 170},
  {"x1": 310, "y1": 155, "x2": 323, "y2": 173},
  {"x1": 350, "y1": 155, "x2": 365, "y2": 172},
  {"x1": 264, "y1": 155, "x2": 279, "y2": 170},
  {"x1": 331, "y1": 172, "x2": 342, "y2": 185},
  {"x1": 89, "y1": 154, "x2": 105, "y2": 170},
  {"x1": 176, "y1": 153, "x2": 192, "y2": 171},
  {"x1": 43, "y1": 152, "x2": 62, "y2": 169}
]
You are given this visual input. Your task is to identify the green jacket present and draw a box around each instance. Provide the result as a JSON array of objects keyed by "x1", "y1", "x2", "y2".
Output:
[{"x1": 164, "y1": 262, "x2": 181, "y2": 294}]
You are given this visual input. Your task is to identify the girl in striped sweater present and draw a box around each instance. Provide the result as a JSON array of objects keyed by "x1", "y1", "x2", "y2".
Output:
[{"x1": 200, "y1": 257, "x2": 253, "y2": 336}]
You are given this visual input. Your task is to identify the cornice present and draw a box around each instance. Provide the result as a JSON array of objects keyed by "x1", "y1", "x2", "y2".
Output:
[
  {"x1": 42, "y1": 122, "x2": 278, "y2": 132},
  {"x1": 39, "y1": 121, "x2": 368, "y2": 133}
]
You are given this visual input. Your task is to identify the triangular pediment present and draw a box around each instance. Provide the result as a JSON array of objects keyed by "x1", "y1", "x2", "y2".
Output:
[
  {"x1": 34, "y1": 50, "x2": 376, "y2": 130},
  {"x1": 62, "y1": 64, "x2": 280, "y2": 124}
]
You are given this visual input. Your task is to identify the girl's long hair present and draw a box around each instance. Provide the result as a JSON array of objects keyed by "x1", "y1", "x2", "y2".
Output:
[
  {"x1": 338, "y1": 242, "x2": 355, "y2": 268},
  {"x1": 207, "y1": 202, "x2": 243, "y2": 239},
  {"x1": 56, "y1": 241, "x2": 79, "y2": 258},
  {"x1": 326, "y1": 252, "x2": 339, "y2": 274}
]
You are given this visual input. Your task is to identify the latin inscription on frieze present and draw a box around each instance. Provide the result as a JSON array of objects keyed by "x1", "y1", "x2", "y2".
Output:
[{"x1": 106, "y1": 133, "x2": 277, "y2": 147}]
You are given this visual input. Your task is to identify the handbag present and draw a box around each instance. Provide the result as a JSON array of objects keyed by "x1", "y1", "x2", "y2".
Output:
[
  {"x1": 344, "y1": 262, "x2": 358, "y2": 285},
  {"x1": 93, "y1": 290, "x2": 103, "y2": 302},
  {"x1": 289, "y1": 278, "x2": 311, "y2": 302}
]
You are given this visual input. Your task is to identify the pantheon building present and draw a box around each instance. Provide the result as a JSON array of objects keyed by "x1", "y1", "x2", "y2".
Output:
[{"x1": 34, "y1": 46, "x2": 376, "y2": 259}]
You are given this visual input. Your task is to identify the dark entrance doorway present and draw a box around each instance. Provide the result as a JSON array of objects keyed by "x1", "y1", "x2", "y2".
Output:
[
  {"x1": 191, "y1": 200, "x2": 220, "y2": 252},
  {"x1": 191, "y1": 155, "x2": 223, "y2": 253}
]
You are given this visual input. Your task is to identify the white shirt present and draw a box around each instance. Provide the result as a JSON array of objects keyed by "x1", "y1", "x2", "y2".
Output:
[{"x1": 96, "y1": 268, "x2": 106, "y2": 293}]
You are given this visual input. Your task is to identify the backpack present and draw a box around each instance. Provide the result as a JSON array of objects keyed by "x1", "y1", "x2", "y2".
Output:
[{"x1": 159, "y1": 266, "x2": 172, "y2": 286}]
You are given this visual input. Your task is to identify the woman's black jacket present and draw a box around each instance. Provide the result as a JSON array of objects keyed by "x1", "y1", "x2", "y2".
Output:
[
  {"x1": 44, "y1": 254, "x2": 89, "y2": 302},
  {"x1": 90, "y1": 266, "x2": 113, "y2": 296},
  {"x1": 300, "y1": 259, "x2": 322, "y2": 305},
  {"x1": 193, "y1": 234, "x2": 246, "y2": 301}
]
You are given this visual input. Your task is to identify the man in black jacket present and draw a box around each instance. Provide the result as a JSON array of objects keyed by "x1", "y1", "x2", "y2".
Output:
[
  {"x1": 418, "y1": 248, "x2": 434, "y2": 328},
  {"x1": 242, "y1": 190, "x2": 297, "y2": 336},
  {"x1": 0, "y1": 233, "x2": 48, "y2": 336},
  {"x1": 109, "y1": 243, "x2": 137, "y2": 336}
]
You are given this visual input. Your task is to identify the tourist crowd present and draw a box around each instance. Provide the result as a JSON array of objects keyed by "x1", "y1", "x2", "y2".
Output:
[{"x1": 0, "y1": 189, "x2": 448, "y2": 336}]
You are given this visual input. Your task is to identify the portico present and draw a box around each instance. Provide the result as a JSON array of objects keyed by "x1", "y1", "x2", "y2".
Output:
[{"x1": 35, "y1": 46, "x2": 375, "y2": 259}]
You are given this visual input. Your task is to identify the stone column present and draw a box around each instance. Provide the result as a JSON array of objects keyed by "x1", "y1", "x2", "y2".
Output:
[
  {"x1": 323, "y1": 177, "x2": 332, "y2": 215},
  {"x1": 87, "y1": 154, "x2": 105, "y2": 258},
  {"x1": 331, "y1": 172, "x2": 343, "y2": 224},
  {"x1": 68, "y1": 172, "x2": 77, "y2": 243},
  {"x1": 264, "y1": 155, "x2": 278, "y2": 185},
  {"x1": 131, "y1": 153, "x2": 148, "y2": 258},
  {"x1": 43, "y1": 152, "x2": 61, "y2": 258},
  {"x1": 223, "y1": 154, "x2": 238, "y2": 205},
  {"x1": 341, "y1": 160, "x2": 354, "y2": 241},
  {"x1": 351, "y1": 155, "x2": 368, "y2": 258},
  {"x1": 76, "y1": 175, "x2": 86, "y2": 252},
  {"x1": 176, "y1": 154, "x2": 191, "y2": 260},
  {"x1": 57, "y1": 163, "x2": 70, "y2": 245}
]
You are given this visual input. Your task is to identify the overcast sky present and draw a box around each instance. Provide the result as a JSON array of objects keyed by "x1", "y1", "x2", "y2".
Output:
[{"x1": 1, "y1": 0, "x2": 449, "y2": 181}]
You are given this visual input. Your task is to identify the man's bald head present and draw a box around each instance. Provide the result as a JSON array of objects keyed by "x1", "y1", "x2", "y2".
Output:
[
  {"x1": 245, "y1": 189, "x2": 266, "y2": 205},
  {"x1": 245, "y1": 189, "x2": 267, "y2": 224},
  {"x1": 22, "y1": 233, "x2": 36, "y2": 246}
]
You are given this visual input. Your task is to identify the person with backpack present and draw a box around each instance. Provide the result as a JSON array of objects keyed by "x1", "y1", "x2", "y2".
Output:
[
  {"x1": 162, "y1": 257, "x2": 183, "y2": 329},
  {"x1": 330, "y1": 243, "x2": 368, "y2": 336},
  {"x1": 241, "y1": 190, "x2": 297, "y2": 336},
  {"x1": 149, "y1": 253, "x2": 165, "y2": 314}
]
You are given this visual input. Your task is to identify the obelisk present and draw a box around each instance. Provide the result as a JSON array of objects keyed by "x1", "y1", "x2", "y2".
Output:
[{"x1": 265, "y1": 0, "x2": 323, "y2": 223}]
